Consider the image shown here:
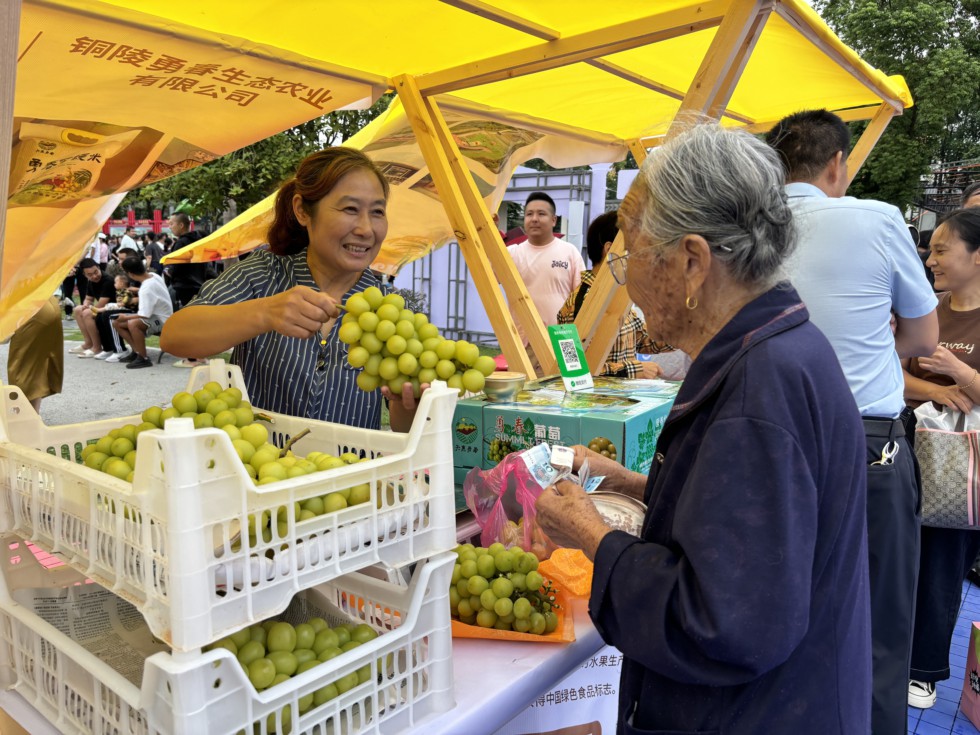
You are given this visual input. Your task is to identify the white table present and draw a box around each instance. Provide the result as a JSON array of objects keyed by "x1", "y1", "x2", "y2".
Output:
[{"x1": 416, "y1": 596, "x2": 604, "y2": 734}]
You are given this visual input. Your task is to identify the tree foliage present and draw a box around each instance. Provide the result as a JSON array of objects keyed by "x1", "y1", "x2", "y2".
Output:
[
  {"x1": 815, "y1": 0, "x2": 980, "y2": 209},
  {"x1": 121, "y1": 94, "x2": 393, "y2": 227}
]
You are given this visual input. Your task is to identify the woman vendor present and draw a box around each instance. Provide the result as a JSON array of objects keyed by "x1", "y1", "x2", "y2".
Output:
[{"x1": 160, "y1": 147, "x2": 421, "y2": 431}]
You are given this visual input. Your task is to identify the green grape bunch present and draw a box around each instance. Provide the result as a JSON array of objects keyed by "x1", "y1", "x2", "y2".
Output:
[
  {"x1": 487, "y1": 438, "x2": 517, "y2": 463},
  {"x1": 449, "y1": 543, "x2": 560, "y2": 635},
  {"x1": 205, "y1": 615, "x2": 382, "y2": 734},
  {"x1": 79, "y1": 383, "x2": 379, "y2": 530},
  {"x1": 340, "y1": 286, "x2": 497, "y2": 397}
]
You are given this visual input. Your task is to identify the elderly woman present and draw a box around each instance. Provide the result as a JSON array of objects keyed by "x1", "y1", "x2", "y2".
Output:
[{"x1": 535, "y1": 124, "x2": 871, "y2": 734}]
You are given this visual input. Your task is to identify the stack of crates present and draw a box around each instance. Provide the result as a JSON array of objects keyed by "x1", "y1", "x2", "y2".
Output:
[{"x1": 0, "y1": 361, "x2": 459, "y2": 734}]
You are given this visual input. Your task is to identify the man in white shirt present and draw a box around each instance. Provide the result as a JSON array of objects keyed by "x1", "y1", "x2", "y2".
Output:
[
  {"x1": 507, "y1": 192, "x2": 585, "y2": 367},
  {"x1": 120, "y1": 226, "x2": 140, "y2": 252},
  {"x1": 113, "y1": 256, "x2": 173, "y2": 369},
  {"x1": 767, "y1": 109, "x2": 938, "y2": 734}
]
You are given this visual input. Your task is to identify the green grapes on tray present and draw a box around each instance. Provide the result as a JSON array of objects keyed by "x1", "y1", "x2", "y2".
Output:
[{"x1": 449, "y1": 543, "x2": 559, "y2": 635}]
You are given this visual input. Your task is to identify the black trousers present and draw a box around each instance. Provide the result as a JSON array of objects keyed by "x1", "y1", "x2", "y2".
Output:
[
  {"x1": 95, "y1": 310, "x2": 131, "y2": 352},
  {"x1": 909, "y1": 526, "x2": 980, "y2": 682},
  {"x1": 61, "y1": 273, "x2": 87, "y2": 305},
  {"x1": 864, "y1": 416, "x2": 921, "y2": 735}
]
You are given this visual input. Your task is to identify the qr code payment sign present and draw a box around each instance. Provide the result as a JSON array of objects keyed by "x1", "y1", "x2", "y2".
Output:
[{"x1": 559, "y1": 339, "x2": 581, "y2": 371}]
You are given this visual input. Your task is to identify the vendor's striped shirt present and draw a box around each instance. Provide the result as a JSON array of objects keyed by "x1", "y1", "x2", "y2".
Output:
[{"x1": 189, "y1": 249, "x2": 389, "y2": 429}]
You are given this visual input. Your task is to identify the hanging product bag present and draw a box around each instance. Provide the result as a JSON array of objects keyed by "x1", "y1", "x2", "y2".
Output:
[{"x1": 914, "y1": 402, "x2": 980, "y2": 529}]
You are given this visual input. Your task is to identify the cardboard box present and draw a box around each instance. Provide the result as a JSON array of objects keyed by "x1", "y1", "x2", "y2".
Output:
[
  {"x1": 480, "y1": 395, "x2": 673, "y2": 474},
  {"x1": 483, "y1": 404, "x2": 583, "y2": 468},
  {"x1": 581, "y1": 397, "x2": 671, "y2": 474},
  {"x1": 452, "y1": 397, "x2": 484, "y2": 466},
  {"x1": 961, "y1": 621, "x2": 980, "y2": 728},
  {"x1": 451, "y1": 378, "x2": 676, "y2": 481}
]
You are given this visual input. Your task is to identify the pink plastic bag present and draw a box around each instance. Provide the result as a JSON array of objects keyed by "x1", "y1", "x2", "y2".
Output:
[{"x1": 463, "y1": 453, "x2": 557, "y2": 558}]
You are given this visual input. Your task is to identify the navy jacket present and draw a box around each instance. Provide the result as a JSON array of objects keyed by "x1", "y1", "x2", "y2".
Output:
[{"x1": 590, "y1": 285, "x2": 870, "y2": 734}]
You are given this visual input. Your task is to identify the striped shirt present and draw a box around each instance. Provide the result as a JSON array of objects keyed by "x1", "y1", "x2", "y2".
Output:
[{"x1": 189, "y1": 249, "x2": 389, "y2": 429}]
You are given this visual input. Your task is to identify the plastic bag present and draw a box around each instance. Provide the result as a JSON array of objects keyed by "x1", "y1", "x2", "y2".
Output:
[
  {"x1": 914, "y1": 402, "x2": 980, "y2": 431},
  {"x1": 463, "y1": 445, "x2": 559, "y2": 559}
]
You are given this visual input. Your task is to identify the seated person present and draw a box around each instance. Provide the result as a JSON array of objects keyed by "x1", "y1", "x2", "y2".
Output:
[
  {"x1": 93, "y1": 275, "x2": 139, "y2": 361},
  {"x1": 557, "y1": 211, "x2": 665, "y2": 378},
  {"x1": 71, "y1": 258, "x2": 117, "y2": 358},
  {"x1": 107, "y1": 247, "x2": 138, "y2": 279},
  {"x1": 113, "y1": 256, "x2": 174, "y2": 369}
]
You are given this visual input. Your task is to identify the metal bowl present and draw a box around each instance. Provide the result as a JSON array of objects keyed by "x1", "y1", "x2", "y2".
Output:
[
  {"x1": 483, "y1": 371, "x2": 526, "y2": 402},
  {"x1": 589, "y1": 491, "x2": 646, "y2": 535}
]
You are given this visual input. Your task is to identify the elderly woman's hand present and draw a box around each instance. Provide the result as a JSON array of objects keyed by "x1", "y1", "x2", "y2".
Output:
[
  {"x1": 535, "y1": 479, "x2": 612, "y2": 561},
  {"x1": 571, "y1": 445, "x2": 648, "y2": 502}
]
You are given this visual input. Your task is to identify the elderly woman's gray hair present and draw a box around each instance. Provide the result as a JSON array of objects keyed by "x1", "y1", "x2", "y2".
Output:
[{"x1": 625, "y1": 124, "x2": 795, "y2": 286}]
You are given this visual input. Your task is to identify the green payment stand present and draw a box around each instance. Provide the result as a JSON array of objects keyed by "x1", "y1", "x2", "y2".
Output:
[{"x1": 547, "y1": 324, "x2": 594, "y2": 392}]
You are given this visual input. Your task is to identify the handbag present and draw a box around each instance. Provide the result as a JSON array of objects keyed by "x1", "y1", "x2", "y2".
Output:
[{"x1": 914, "y1": 403, "x2": 980, "y2": 529}]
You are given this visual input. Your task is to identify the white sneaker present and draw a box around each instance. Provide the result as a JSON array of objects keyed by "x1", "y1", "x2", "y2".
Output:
[
  {"x1": 105, "y1": 350, "x2": 132, "y2": 363},
  {"x1": 68, "y1": 345, "x2": 88, "y2": 354},
  {"x1": 77, "y1": 349, "x2": 97, "y2": 359},
  {"x1": 94, "y1": 351, "x2": 114, "y2": 360},
  {"x1": 908, "y1": 679, "x2": 936, "y2": 709}
]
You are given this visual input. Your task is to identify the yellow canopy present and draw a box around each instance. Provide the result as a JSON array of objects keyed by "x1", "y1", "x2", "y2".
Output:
[{"x1": 3, "y1": 0, "x2": 913, "y2": 340}]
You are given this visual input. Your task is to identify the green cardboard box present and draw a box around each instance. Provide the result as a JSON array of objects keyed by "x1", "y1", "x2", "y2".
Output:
[
  {"x1": 580, "y1": 395, "x2": 673, "y2": 474},
  {"x1": 451, "y1": 381, "x2": 675, "y2": 479},
  {"x1": 482, "y1": 404, "x2": 582, "y2": 469},
  {"x1": 452, "y1": 397, "x2": 484, "y2": 468}
]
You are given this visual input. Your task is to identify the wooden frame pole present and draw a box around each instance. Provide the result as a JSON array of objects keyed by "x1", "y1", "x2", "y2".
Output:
[
  {"x1": 846, "y1": 102, "x2": 896, "y2": 185},
  {"x1": 575, "y1": 140, "x2": 650, "y2": 371},
  {"x1": 394, "y1": 73, "x2": 555, "y2": 377},
  {"x1": 667, "y1": 0, "x2": 772, "y2": 139}
]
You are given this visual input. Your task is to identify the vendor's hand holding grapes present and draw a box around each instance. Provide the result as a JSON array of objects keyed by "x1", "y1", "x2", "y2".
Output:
[
  {"x1": 261, "y1": 286, "x2": 340, "y2": 339},
  {"x1": 535, "y1": 479, "x2": 611, "y2": 561},
  {"x1": 381, "y1": 381, "x2": 431, "y2": 412}
]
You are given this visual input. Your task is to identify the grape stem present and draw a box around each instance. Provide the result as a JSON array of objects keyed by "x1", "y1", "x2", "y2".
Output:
[{"x1": 279, "y1": 428, "x2": 311, "y2": 457}]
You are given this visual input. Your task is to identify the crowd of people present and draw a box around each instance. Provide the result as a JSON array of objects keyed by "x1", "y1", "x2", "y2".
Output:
[
  {"x1": 60, "y1": 214, "x2": 215, "y2": 369},
  {"x1": 9, "y1": 109, "x2": 980, "y2": 734}
]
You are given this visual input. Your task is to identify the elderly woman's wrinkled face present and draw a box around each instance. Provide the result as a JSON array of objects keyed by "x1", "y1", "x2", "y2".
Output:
[{"x1": 618, "y1": 187, "x2": 687, "y2": 345}]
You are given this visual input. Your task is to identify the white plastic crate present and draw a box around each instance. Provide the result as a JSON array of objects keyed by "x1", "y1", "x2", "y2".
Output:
[
  {"x1": 0, "y1": 361, "x2": 458, "y2": 651},
  {"x1": 0, "y1": 536, "x2": 455, "y2": 735}
]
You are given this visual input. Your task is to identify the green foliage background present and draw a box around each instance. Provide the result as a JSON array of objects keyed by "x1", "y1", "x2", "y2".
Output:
[{"x1": 815, "y1": 0, "x2": 980, "y2": 208}]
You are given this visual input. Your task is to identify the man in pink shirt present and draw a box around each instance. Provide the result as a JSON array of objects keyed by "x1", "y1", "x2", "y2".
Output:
[{"x1": 508, "y1": 192, "x2": 586, "y2": 368}]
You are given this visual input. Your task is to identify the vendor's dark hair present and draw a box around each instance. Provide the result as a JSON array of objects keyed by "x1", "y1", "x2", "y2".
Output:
[
  {"x1": 268, "y1": 148, "x2": 390, "y2": 256},
  {"x1": 78, "y1": 258, "x2": 98, "y2": 269},
  {"x1": 586, "y1": 211, "x2": 618, "y2": 267},
  {"x1": 122, "y1": 256, "x2": 147, "y2": 275},
  {"x1": 939, "y1": 209, "x2": 980, "y2": 253},
  {"x1": 766, "y1": 109, "x2": 851, "y2": 183}
]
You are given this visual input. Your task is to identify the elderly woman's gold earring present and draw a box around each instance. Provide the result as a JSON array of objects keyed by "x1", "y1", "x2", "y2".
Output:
[{"x1": 685, "y1": 295, "x2": 698, "y2": 310}]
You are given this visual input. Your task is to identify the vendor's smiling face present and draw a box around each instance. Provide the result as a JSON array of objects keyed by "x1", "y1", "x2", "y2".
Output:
[{"x1": 294, "y1": 168, "x2": 388, "y2": 278}]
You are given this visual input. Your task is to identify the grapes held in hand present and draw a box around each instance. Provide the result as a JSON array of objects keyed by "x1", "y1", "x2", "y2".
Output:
[{"x1": 341, "y1": 293, "x2": 496, "y2": 396}]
